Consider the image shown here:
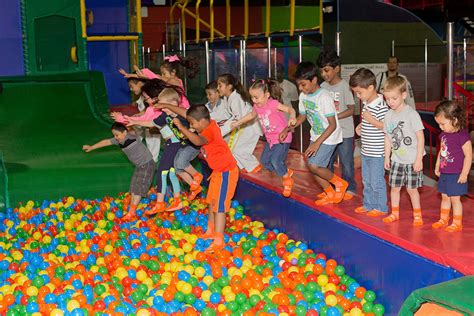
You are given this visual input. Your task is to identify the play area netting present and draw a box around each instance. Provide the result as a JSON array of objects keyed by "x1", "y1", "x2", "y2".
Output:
[{"x1": 0, "y1": 72, "x2": 133, "y2": 207}]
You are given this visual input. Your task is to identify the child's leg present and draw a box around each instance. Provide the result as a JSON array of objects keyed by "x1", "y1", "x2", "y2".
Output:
[
  {"x1": 433, "y1": 193, "x2": 451, "y2": 228},
  {"x1": 145, "y1": 130, "x2": 161, "y2": 162},
  {"x1": 383, "y1": 187, "x2": 401, "y2": 223},
  {"x1": 270, "y1": 143, "x2": 294, "y2": 197},
  {"x1": 260, "y1": 142, "x2": 275, "y2": 173},
  {"x1": 213, "y1": 212, "x2": 226, "y2": 245},
  {"x1": 369, "y1": 156, "x2": 388, "y2": 213},
  {"x1": 232, "y1": 128, "x2": 260, "y2": 172},
  {"x1": 308, "y1": 143, "x2": 347, "y2": 204},
  {"x1": 445, "y1": 196, "x2": 463, "y2": 232},
  {"x1": 338, "y1": 137, "x2": 356, "y2": 193},
  {"x1": 407, "y1": 187, "x2": 423, "y2": 226}
]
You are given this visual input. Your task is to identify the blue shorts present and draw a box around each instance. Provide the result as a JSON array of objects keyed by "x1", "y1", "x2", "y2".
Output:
[
  {"x1": 438, "y1": 173, "x2": 468, "y2": 197},
  {"x1": 307, "y1": 143, "x2": 337, "y2": 168}
]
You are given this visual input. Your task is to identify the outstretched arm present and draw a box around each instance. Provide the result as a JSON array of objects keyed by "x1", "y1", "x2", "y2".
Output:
[
  {"x1": 173, "y1": 118, "x2": 208, "y2": 146},
  {"x1": 82, "y1": 139, "x2": 113, "y2": 152},
  {"x1": 155, "y1": 103, "x2": 188, "y2": 118},
  {"x1": 231, "y1": 110, "x2": 257, "y2": 130},
  {"x1": 127, "y1": 117, "x2": 155, "y2": 128},
  {"x1": 277, "y1": 103, "x2": 297, "y2": 126}
]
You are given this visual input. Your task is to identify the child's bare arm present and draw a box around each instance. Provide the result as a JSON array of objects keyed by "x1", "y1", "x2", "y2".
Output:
[
  {"x1": 231, "y1": 111, "x2": 257, "y2": 130},
  {"x1": 155, "y1": 103, "x2": 187, "y2": 118},
  {"x1": 434, "y1": 151, "x2": 441, "y2": 177},
  {"x1": 82, "y1": 139, "x2": 113, "y2": 152},
  {"x1": 413, "y1": 130, "x2": 425, "y2": 172},
  {"x1": 338, "y1": 104, "x2": 355, "y2": 119},
  {"x1": 277, "y1": 103, "x2": 297, "y2": 126},
  {"x1": 127, "y1": 117, "x2": 154, "y2": 128},
  {"x1": 279, "y1": 114, "x2": 306, "y2": 142},
  {"x1": 458, "y1": 140, "x2": 472, "y2": 183},
  {"x1": 384, "y1": 135, "x2": 392, "y2": 170}
]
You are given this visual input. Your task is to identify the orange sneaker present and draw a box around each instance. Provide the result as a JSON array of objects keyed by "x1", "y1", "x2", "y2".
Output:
[
  {"x1": 282, "y1": 174, "x2": 294, "y2": 198},
  {"x1": 332, "y1": 179, "x2": 349, "y2": 203},
  {"x1": 146, "y1": 201, "x2": 166, "y2": 215},
  {"x1": 166, "y1": 197, "x2": 183, "y2": 212},
  {"x1": 121, "y1": 211, "x2": 137, "y2": 221},
  {"x1": 190, "y1": 173, "x2": 203, "y2": 191},
  {"x1": 187, "y1": 186, "x2": 202, "y2": 201},
  {"x1": 354, "y1": 206, "x2": 369, "y2": 214},
  {"x1": 367, "y1": 210, "x2": 386, "y2": 217}
]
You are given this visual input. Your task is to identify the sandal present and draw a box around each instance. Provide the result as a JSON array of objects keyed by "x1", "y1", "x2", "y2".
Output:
[
  {"x1": 332, "y1": 179, "x2": 349, "y2": 203},
  {"x1": 187, "y1": 186, "x2": 202, "y2": 201},
  {"x1": 445, "y1": 223, "x2": 462, "y2": 233},
  {"x1": 432, "y1": 218, "x2": 449, "y2": 229},
  {"x1": 354, "y1": 206, "x2": 369, "y2": 214},
  {"x1": 383, "y1": 213, "x2": 399, "y2": 223},
  {"x1": 190, "y1": 173, "x2": 203, "y2": 191},
  {"x1": 413, "y1": 216, "x2": 424, "y2": 227},
  {"x1": 314, "y1": 195, "x2": 334, "y2": 205},
  {"x1": 367, "y1": 210, "x2": 386, "y2": 217}
]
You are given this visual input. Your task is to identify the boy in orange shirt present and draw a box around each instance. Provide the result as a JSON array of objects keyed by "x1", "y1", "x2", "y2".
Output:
[{"x1": 159, "y1": 103, "x2": 239, "y2": 252}]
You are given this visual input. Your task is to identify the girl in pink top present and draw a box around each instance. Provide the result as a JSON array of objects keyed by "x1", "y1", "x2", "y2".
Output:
[{"x1": 231, "y1": 79, "x2": 297, "y2": 197}]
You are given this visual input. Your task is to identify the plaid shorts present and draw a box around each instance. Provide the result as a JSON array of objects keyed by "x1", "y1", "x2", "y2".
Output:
[
  {"x1": 389, "y1": 161, "x2": 423, "y2": 189},
  {"x1": 130, "y1": 160, "x2": 156, "y2": 196}
]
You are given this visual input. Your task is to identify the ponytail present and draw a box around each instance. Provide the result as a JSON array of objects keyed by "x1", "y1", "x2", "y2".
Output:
[
  {"x1": 249, "y1": 78, "x2": 283, "y2": 103},
  {"x1": 217, "y1": 73, "x2": 251, "y2": 104},
  {"x1": 161, "y1": 54, "x2": 200, "y2": 79}
]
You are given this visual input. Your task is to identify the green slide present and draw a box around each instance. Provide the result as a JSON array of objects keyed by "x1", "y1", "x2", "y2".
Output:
[{"x1": 0, "y1": 72, "x2": 133, "y2": 209}]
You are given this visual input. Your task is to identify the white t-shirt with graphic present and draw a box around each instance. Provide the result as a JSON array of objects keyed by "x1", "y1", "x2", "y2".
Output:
[
  {"x1": 298, "y1": 89, "x2": 342, "y2": 145},
  {"x1": 321, "y1": 79, "x2": 355, "y2": 138}
]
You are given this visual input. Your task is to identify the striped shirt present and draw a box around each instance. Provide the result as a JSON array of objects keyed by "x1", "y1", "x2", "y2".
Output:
[{"x1": 361, "y1": 94, "x2": 388, "y2": 157}]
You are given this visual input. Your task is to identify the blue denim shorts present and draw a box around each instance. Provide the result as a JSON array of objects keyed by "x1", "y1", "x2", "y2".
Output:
[
  {"x1": 438, "y1": 173, "x2": 468, "y2": 197},
  {"x1": 307, "y1": 143, "x2": 337, "y2": 167},
  {"x1": 174, "y1": 145, "x2": 200, "y2": 172}
]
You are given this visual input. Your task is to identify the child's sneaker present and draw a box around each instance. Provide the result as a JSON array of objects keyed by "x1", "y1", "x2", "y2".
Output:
[
  {"x1": 166, "y1": 197, "x2": 183, "y2": 212},
  {"x1": 190, "y1": 173, "x2": 203, "y2": 191},
  {"x1": 282, "y1": 170, "x2": 294, "y2": 198},
  {"x1": 187, "y1": 186, "x2": 202, "y2": 201},
  {"x1": 146, "y1": 201, "x2": 166, "y2": 215}
]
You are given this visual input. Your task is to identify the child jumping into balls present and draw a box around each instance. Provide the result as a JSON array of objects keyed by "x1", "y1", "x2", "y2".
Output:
[
  {"x1": 155, "y1": 103, "x2": 239, "y2": 253},
  {"x1": 82, "y1": 122, "x2": 156, "y2": 221}
]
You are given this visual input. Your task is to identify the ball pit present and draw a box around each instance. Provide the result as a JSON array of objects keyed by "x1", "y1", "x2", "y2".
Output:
[{"x1": 0, "y1": 193, "x2": 385, "y2": 315}]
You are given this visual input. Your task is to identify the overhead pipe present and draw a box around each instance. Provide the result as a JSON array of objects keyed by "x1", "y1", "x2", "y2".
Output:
[
  {"x1": 181, "y1": 0, "x2": 190, "y2": 43},
  {"x1": 290, "y1": 0, "x2": 295, "y2": 36},
  {"x1": 226, "y1": 0, "x2": 231, "y2": 40},
  {"x1": 265, "y1": 0, "x2": 271, "y2": 38},
  {"x1": 244, "y1": 0, "x2": 249, "y2": 39},
  {"x1": 210, "y1": 0, "x2": 215, "y2": 42},
  {"x1": 195, "y1": 0, "x2": 201, "y2": 43}
]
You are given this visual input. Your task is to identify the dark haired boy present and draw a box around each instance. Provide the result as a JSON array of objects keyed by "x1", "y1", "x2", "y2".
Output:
[
  {"x1": 157, "y1": 103, "x2": 239, "y2": 253},
  {"x1": 82, "y1": 123, "x2": 156, "y2": 221},
  {"x1": 281, "y1": 61, "x2": 348, "y2": 205},
  {"x1": 317, "y1": 51, "x2": 356, "y2": 197}
]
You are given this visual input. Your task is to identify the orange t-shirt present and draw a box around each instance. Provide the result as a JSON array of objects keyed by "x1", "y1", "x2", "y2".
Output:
[{"x1": 201, "y1": 120, "x2": 237, "y2": 172}]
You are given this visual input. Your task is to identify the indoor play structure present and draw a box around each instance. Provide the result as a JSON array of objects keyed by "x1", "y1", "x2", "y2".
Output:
[{"x1": 0, "y1": 0, "x2": 473, "y2": 315}]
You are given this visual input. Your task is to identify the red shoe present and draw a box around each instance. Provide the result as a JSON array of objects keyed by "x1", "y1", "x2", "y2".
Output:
[
  {"x1": 190, "y1": 173, "x2": 203, "y2": 191},
  {"x1": 145, "y1": 201, "x2": 166, "y2": 215},
  {"x1": 166, "y1": 197, "x2": 183, "y2": 212},
  {"x1": 187, "y1": 186, "x2": 202, "y2": 201}
]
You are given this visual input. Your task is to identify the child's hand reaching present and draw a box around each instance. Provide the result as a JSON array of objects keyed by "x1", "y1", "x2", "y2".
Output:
[
  {"x1": 118, "y1": 68, "x2": 135, "y2": 78},
  {"x1": 279, "y1": 130, "x2": 289, "y2": 143},
  {"x1": 110, "y1": 111, "x2": 123, "y2": 120},
  {"x1": 305, "y1": 142, "x2": 320, "y2": 158},
  {"x1": 82, "y1": 145, "x2": 92, "y2": 152},
  {"x1": 355, "y1": 123, "x2": 362, "y2": 136},
  {"x1": 172, "y1": 117, "x2": 184, "y2": 129},
  {"x1": 384, "y1": 157, "x2": 391, "y2": 170}
]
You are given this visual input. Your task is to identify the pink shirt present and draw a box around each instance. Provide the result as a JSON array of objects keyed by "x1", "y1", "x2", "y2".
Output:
[
  {"x1": 114, "y1": 106, "x2": 162, "y2": 124},
  {"x1": 253, "y1": 98, "x2": 292, "y2": 146}
]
